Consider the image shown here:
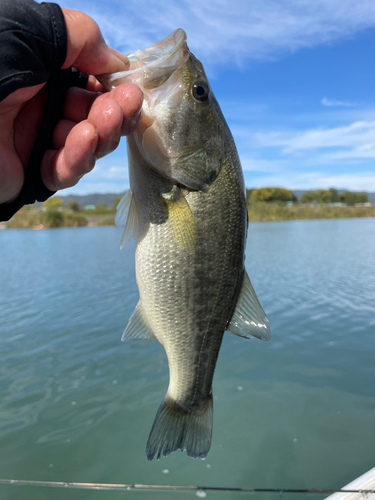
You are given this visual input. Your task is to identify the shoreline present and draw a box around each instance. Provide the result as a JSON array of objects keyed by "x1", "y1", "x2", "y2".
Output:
[
  {"x1": 247, "y1": 202, "x2": 375, "y2": 222},
  {"x1": 2, "y1": 204, "x2": 375, "y2": 229}
]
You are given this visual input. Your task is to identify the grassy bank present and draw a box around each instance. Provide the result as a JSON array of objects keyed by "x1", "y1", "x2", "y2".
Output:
[
  {"x1": 247, "y1": 202, "x2": 375, "y2": 222},
  {"x1": 5, "y1": 206, "x2": 118, "y2": 228},
  {"x1": 85, "y1": 214, "x2": 116, "y2": 226},
  {"x1": 6, "y1": 208, "x2": 88, "y2": 229},
  {"x1": 5, "y1": 202, "x2": 375, "y2": 229}
]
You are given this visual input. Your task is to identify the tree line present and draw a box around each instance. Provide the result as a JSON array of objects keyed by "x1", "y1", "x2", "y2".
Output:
[{"x1": 247, "y1": 187, "x2": 369, "y2": 206}]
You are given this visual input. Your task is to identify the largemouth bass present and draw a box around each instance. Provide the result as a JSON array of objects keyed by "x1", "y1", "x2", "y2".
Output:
[{"x1": 98, "y1": 29, "x2": 270, "y2": 460}]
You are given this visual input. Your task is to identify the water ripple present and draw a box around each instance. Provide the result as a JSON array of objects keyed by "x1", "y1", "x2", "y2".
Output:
[{"x1": 0, "y1": 221, "x2": 374, "y2": 493}]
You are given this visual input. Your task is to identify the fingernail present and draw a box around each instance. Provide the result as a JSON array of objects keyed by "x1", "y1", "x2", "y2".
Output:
[
  {"x1": 108, "y1": 46, "x2": 129, "y2": 71},
  {"x1": 131, "y1": 107, "x2": 142, "y2": 127}
]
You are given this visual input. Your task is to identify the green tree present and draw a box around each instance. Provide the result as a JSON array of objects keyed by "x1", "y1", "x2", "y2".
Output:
[
  {"x1": 300, "y1": 190, "x2": 317, "y2": 204},
  {"x1": 329, "y1": 188, "x2": 340, "y2": 203},
  {"x1": 44, "y1": 210, "x2": 64, "y2": 227},
  {"x1": 95, "y1": 202, "x2": 108, "y2": 213},
  {"x1": 340, "y1": 191, "x2": 369, "y2": 206},
  {"x1": 355, "y1": 192, "x2": 369, "y2": 203},
  {"x1": 43, "y1": 196, "x2": 64, "y2": 227},
  {"x1": 301, "y1": 188, "x2": 340, "y2": 204},
  {"x1": 315, "y1": 189, "x2": 332, "y2": 204},
  {"x1": 245, "y1": 189, "x2": 253, "y2": 206},
  {"x1": 249, "y1": 187, "x2": 297, "y2": 204},
  {"x1": 44, "y1": 197, "x2": 63, "y2": 211},
  {"x1": 68, "y1": 201, "x2": 81, "y2": 212}
]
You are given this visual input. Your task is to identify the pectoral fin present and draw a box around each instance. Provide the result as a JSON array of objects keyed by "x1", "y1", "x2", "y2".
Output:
[
  {"x1": 122, "y1": 302, "x2": 157, "y2": 341},
  {"x1": 227, "y1": 270, "x2": 271, "y2": 341},
  {"x1": 115, "y1": 190, "x2": 138, "y2": 249},
  {"x1": 161, "y1": 186, "x2": 197, "y2": 250}
]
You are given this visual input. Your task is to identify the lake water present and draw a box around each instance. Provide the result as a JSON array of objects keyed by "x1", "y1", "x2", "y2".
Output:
[{"x1": 0, "y1": 218, "x2": 374, "y2": 500}]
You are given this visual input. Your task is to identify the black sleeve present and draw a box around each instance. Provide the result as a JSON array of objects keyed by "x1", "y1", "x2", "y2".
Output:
[
  {"x1": 0, "y1": 0, "x2": 88, "y2": 222},
  {"x1": 0, "y1": 0, "x2": 67, "y2": 102}
]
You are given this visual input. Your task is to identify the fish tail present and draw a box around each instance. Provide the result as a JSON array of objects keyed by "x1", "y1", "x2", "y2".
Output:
[{"x1": 146, "y1": 394, "x2": 213, "y2": 460}]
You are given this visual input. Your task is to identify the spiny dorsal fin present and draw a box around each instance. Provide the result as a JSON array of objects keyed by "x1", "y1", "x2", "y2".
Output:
[
  {"x1": 227, "y1": 270, "x2": 271, "y2": 341},
  {"x1": 115, "y1": 190, "x2": 138, "y2": 249},
  {"x1": 122, "y1": 302, "x2": 157, "y2": 342},
  {"x1": 161, "y1": 186, "x2": 197, "y2": 250}
]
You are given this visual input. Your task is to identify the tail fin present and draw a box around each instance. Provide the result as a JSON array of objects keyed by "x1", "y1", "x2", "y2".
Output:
[{"x1": 146, "y1": 395, "x2": 213, "y2": 460}]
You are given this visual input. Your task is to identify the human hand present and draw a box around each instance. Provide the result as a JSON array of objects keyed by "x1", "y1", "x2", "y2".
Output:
[{"x1": 0, "y1": 8, "x2": 143, "y2": 205}]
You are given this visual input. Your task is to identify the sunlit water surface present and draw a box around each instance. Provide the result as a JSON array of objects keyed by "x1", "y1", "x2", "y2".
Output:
[{"x1": 0, "y1": 219, "x2": 374, "y2": 500}]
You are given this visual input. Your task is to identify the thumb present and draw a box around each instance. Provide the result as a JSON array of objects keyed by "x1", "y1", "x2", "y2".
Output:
[{"x1": 61, "y1": 8, "x2": 129, "y2": 75}]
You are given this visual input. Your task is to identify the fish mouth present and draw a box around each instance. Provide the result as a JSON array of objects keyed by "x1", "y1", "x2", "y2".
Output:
[
  {"x1": 97, "y1": 29, "x2": 189, "y2": 90},
  {"x1": 97, "y1": 30, "x2": 222, "y2": 192}
]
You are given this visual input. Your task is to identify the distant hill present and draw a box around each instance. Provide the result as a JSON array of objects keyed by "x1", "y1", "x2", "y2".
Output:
[
  {"x1": 59, "y1": 192, "x2": 127, "y2": 208},
  {"x1": 59, "y1": 189, "x2": 375, "y2": 207}
]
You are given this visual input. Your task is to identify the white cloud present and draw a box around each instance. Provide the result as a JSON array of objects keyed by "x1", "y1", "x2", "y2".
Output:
[
  {"x1": 321, "y1": 97, "x2": 356, "y2": 107},
  {"x1": 239, "y1": 120, "x2": 375, "y2": 190},
  {"x1": 64, "y1": 0, "x2": 375, "y2": 64},
  {"x1": 250, "y1": 121, "x2": 375, "y2": 162}
]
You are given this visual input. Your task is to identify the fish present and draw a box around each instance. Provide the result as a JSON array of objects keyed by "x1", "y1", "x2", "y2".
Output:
[{"x1": 98, "y1": 29, "x2": 271, "y2": 461}]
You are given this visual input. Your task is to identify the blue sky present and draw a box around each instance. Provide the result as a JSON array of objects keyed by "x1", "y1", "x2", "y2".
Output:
[{"x1": 61, "y1": 0, "x2": 375, "y2": 194}]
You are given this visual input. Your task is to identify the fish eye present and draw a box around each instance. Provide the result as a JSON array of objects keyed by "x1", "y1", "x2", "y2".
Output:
[{"x1": 192, "y1": 81, "x2": 209, "y2": 102}]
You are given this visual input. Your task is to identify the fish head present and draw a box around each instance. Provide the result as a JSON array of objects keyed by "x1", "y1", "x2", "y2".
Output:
[{"x1": 97, "y1": 29, "x2": 224, "y2": 191}]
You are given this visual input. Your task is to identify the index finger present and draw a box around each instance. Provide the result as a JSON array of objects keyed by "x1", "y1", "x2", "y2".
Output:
[
  {"x1": 62, "y1": 8, "x2": 129, "y2": 75},
  {"x1": 63, "y1": 83, "x2": 143, "y2": 133}
]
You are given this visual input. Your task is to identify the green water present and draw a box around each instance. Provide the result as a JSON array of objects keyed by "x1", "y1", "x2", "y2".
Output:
[{"x1": 0, "y1": 219, "x2": 374, "y2": 500}]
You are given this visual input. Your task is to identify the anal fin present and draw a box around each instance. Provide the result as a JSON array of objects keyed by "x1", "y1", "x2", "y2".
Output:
[
  {"x1": 227, "y1": 270, "x2": 271, "y2": 341},
  {"x1": 122, "y1": 302, "x2": 157, "y2": 342}
]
